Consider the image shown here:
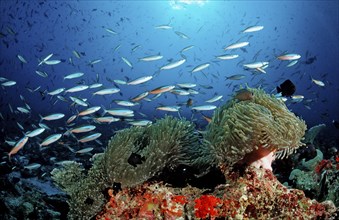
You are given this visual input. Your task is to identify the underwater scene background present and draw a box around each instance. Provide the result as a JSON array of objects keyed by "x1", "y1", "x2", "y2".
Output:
[{"x1": 1, "y1": 0, "x2": 339, "y2": 219}]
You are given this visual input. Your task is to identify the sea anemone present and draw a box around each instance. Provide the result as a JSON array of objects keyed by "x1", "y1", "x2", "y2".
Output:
[{"x1": 205, "y1": 87, "x2": 307, "y2": 171}]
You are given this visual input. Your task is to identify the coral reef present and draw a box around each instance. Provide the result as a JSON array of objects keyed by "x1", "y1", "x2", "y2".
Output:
[
  {"x1": 205, "y1": 88, "x2": 307, "y2": 170},
  {"x1": 96, "y1": 167, "x2": 336, "y2": 219},
  {"x1": 51, "y1": 116, "x2": 201, "y2": 219}
]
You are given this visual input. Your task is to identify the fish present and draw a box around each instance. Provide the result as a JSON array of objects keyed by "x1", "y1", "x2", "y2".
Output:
[
  {"x1": 1, "y1": 80, "x2": 16, "y2": 86},
  {"x1": 276, "y1": 79, "x2": 296, "y2": 97},
  {"x1": 40, "y1": 134, "x2": 62, "y2": 146},
  {"x1": 287, "y1": 60, "x2": 298, "y2": 67},
  {"x1": 78, "y1": 133, "x2": 102, "y2": 143},
  {"x1": 131, "y1": 91, "x2": 149, "y2": 102},
  {"x1": 192, "y1": 105, "x2": 217, "y2": 111},
  {"x1": 64, "y1": 72, "x2": 84, "y2": 80},
  {"x1": 149, "y1": 85, "x2": 175, "y2": 94},
  {"x1": 205, "y1": 95, "x2": 223, "y2": 103},
  {"x1": 48, "y1": 88, "x2": 65, "y2": 95},
  {"x1": 26, "y1": 128, "x2": 45, "y2": 138},
  {"x1": 113, "y1": 79, "x2": 127, "y2": 85},
  {"x1": 128, "y1": 120, "x2": 152, "y2": 126},
  {"x1": 66, "y1": 115, "x2": 77, "y2": 124},
  {"x1": 160, "y1": 59, "x2": 186, "y2": 70},
  {"x1": 38, "y1": 53, "x2": 54, "y2": 66},
  {"x1": 191, "y1": 63, "x2": 210, "y2": 73},
  {"x1": 156, "y1": 106, "x2": 181, "y2": 112},
  {"x1": 224, "y1": 42, "x2": 249, "y2": 50},
  {"x1": 105, "y1": 28, "x2": 117, "y2": 34},
  {"x1": 177, "y1": 83, "x2": 196, "y2": 88},
  {"x1": 104, "y1": 108, "x2": 134, "y2": 117},
  {"x1": 114, "y1": 100, "x2": 139, "y2": 107},
  {"x1": 24, "y1": 163, "x2": 42, "y2": 170},
  {"x1": 72, "y1": 50, "x2": 81, "y2": 59},
  {"x1": 170, "y1": 89, "x2": 190, "y2": 96},
  {"x1": 17, "y1": 107, "x2": 30, "y2": 114},
  {"x1": 8, "y1": 136, "x2": 29, "y2": 158},
  {"x1": 70, "y1": 125, "x2": 96, "y2": 133},
  {"x1": 225, "y1": 74, "x2": 246, "y2": 80},
  {"x1": 155, "y1": 25, "x2": 172, "y2": 29},
  {"x1": 89, "y1": 59, "x2": 102, "y2": 65},
  {"x1": 127, "y1": 153, "x2": 145, "y2": 167},
  {"x1": 127, "y1": 75, "x2": 153, "y2": 85},
  {"x1": 35, "y1": 70, "x2": 48, "y2": 77},
  {"x1": 89, "y1": 83, "x2": 103, "y2": 89},
  {"x1": 65, "y1": 85, "x2": 89, "y2": 93},
  {"x1": 175, "y1": 31, "x2": 189, "y2": 39},
  {"x1": 277, "y1": 53, "x2": 301, "y2": 61},
  {"x1": 44, "y1": 60, "x2": 61, "y2": 65},
  {"x1": 201, "y1": 114, "x2": 212, "y2": 123},
  {"x1": 333, "y1": 120, "x2": 339, "y2": 129},
  {"x1": 93, "y1": 88, "x2": 120, "y2": 95},
  {"x1": 241, "y1": 25, "x2": 264, "y2": 33},
  {"x1": 78, "y1": 106, "x2": 101, "y2": 116},
  {"x1": 234, "y1": 89, "x2": 254, "y2": 101},
  {"x1": 216, "y1": 54, "x2": 239, "y2": 60},
  {"x1": 180, "y1": 45, "x2": 194, "y2": 53},
  {"x1": 76, "y1": 147, "x2": 94, "y2": 154},
  {"x1": 121, "y1": 56, "x2": 133, "y2": 68},
  {"x1": 243, "y1": 61, "x2": 269, "y2": 69},
  {"x1": 17, "y1": 54, "x2": 27, "y2": 63},
  {"x1": 311, "y1": 78, "x2": 325, "y2": 87},
  {"x1": 70, "y1": 96, "x2": 88, "y2": 107},
  {"x1": 94, "y1": 116, "x2": 120, "y2": 123},
  {"x1": 41, "y1": 113, "x2": 65, "y2": 121},
  {"x1": 139, "y1": 55, "x2": 163, "y2": 62}
]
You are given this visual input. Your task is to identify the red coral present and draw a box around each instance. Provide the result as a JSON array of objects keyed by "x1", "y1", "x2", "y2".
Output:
[
  {"x1": 315, "y1": 160, "x2": 332, "y2": 174},
  {"x1": 194, "y1": 195, "x2": 222, "y2": 218}
]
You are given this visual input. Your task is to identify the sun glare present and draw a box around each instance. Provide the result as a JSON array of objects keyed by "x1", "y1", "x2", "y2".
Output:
[{"x1": 169, "y1": 0, "x2": 208, "y2": 10}]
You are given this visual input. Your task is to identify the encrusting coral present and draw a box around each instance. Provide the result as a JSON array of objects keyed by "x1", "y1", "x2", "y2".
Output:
[{"x1": 204, "y1": 87, "x2": 307, "y2": 170}]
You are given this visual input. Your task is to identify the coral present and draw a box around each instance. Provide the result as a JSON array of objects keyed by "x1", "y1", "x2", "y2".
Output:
[
  {"x1": 301, "y1": 149, "x2": 324, "y2": 171},
  {"x1": 51, "y1": 116, "x2": 201, "y2": 219},
  {"x1": 205, "y1": 88, "x2": 307, "y2": 170},
  {"x1": 303, "y1": 123, "x2": 326, "y2": 145},
  {"x1": 96, "y1": 167, "x2": 336, "y2": 219}
]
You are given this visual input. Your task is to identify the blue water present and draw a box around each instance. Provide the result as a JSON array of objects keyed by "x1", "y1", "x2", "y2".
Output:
[{"x1": 1, "y1": 1, "x2": 338, "y2": 149}]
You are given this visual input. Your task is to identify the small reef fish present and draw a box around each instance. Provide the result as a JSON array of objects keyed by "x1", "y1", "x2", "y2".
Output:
[
  {"x1": 48, "y1": 88, "x2": 65, "y2": 95},
  {"x1": 104, "y1": 108, "x2": 134, "y2": 117},
  {"x1": 76, "y1": 147, "x2": 94, "y2": 154},
  {"x1": 1, "y1": 81, "x2": 16, "y2": 86},
  {"x1": 17, "y1": 107, "x2": 30, "y2": 114},
  {"x1": 89, "y1": 83, "x2": 103, "y2": 89},
  {"x1": 66, "y1": 115, "x2": 77, "y2": 124},
  {"x1": 38, "y1": 53, "x2": 53, "y2": 66},
  {"x1": 170, "y1": 89, "x2": 190, "y2": 96},
  {"x1": 311, "y1": 78, "x2": 325, "y2": 87},
  {"x1": 277, "y1": 53, "x2": 301, "y2": 61},
  {"x1": 127, "y1": 76, "x2": 153, "y2": 85},
  {"x1": 234, "y1": 89, "x2": 254, "y2": 101},
  {"x1": 191, "y1": 63, "x2": 210, "y2": 73},
  {"x1": 94, "y1": 116, "x2": 120, "y2": 123},
  {"x1": 70, "y1": 96, "x2": 88, "y2": 107},
  {"x1": 177, "y1": 83, "x2": 196, "y2": 88},
  {"x1": 93, "y1": 88, "x2": 120, "y2": 95},
  {"x1": 72, "y1": 50, "x2": 81, "y2": 59},
  {"x1": 17, "y1": 54, "x2": 27, "y2": 63},
  {"x1": 287, "y1": 60, "x2": 298, "y2": 67},
  {"x1": 26, "y1": 128, "x2": 45, "y2": 138},
  {"x1": 175, "y1": 31, "x2": 189, "y2": 39},
  {"x1": 65, "y1": 85, "x2": 89, "y2": 93},
  {"x1": 224, "y1": 42, "x2": 249, "y2": 50},
  {"x1": 149, "y1": 85, "x2": 175, "y2": 94},
  {"x1": 79, "y1": 106, "x2": 101, "y2": 116},
  {"x1": 78, "y1": 133, "x2": 102, "y2": 143},
  {"x1": 226, "y1": 74, "x2": 246, "y2": 80},
  {"x1": 8, "y1": 136, "x2": 29, "y2": 158},
  {"x1": 70, "y1": 125, "x2": 96, "y2": 133},
  {"x1": 243, "y1": 61, "x2": 269, "y2": 69},
  {"x1": 89, "y1": 59, "x2": 102, "y2": 65},
  {"x1": 131, "y1": 91, "x2": 149, "y2": 102},
  {"x1": 105, "y1": 28, "x2": 117, "y2": 34},
  {"x1": 205, "y1": 95, "x2": 223, "y2": 103},
  {"x1": 114, "y1": 100, "x2": 139, "y2": 107},
  {"x1": 277, "y1": 79, "x2": 296, "y2": 97},
  {"x1": 113, "y1": 79, "x2": 127, "y2": 85},
  {"x1": 180, "y1": 45, "x2": 194, "y2": 53},
  {"x1": 156, "y1": 106, "x2": 181, "y2": 112},
  {"x1": 64, "y1": 72, "x2": 84, "y2": 80},
  {"x1": 45, "y1": 60, "x2": 61, "y2": 65},
  {"x1": 241, "y1": 25, "x2": 264, "y2": 33},
  {"x1": 41, "y1": 113, "x2": 65, "y2": 121},
  {"x1": 35, "y1": 70, "x2": 48, "y2": 77},
  {"x1": 121, "y1": 56, "x2": 133, "y2": 68},
  {"x1": 128, "y1": 120, "x2": 152, "y2": 126},
  {"x1": 160, "y1": 59, "x2": 186, "y2": 70},
  {"x1": 192, "y1": 105, "x2": 217, "y2": 111},
  {"x1": 40, "y1": 134, "x2": 62, "y2": 146},
  {"x1": 216, "y1": 54, "x2": 239, "y2": 60},
  {"x1": 139, "y1": 55, "x2": 163, "y2": 62},
  {"x1": 154, "y1": 25, "x2": 172, "y2": 29}
]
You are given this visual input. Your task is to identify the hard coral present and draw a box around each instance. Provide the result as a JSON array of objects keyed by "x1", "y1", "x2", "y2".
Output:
[{"x1": 205, "y1": 87, "x2": 307, "y2": 170}]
